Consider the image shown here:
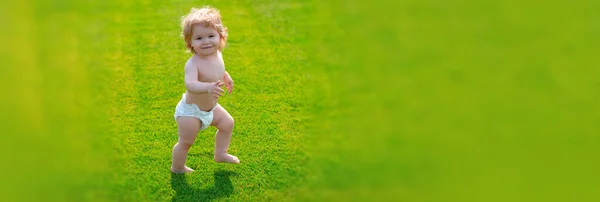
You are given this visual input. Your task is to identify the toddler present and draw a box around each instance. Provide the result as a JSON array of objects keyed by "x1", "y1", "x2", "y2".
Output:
[{"x1": 171, "y1": 6, "x2": 240, "y2": 173}]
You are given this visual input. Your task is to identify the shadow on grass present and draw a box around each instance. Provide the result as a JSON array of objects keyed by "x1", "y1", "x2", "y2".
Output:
[{"x1": 171, "y1": 170, "x2": 237, "y2": 202}]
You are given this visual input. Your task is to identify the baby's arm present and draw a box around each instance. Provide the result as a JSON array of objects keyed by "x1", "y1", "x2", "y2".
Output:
[
  {"x1": 184, "y1": 63, "x2": 224, "y2": 97},
  {"x1": 222, "y1": 71, "x2": 234, "y2": 94}
]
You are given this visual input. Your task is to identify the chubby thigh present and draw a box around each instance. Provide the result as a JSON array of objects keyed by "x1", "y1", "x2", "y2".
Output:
[{"x1": 176, "y1": 116, "x2": 201, "y2": 145}]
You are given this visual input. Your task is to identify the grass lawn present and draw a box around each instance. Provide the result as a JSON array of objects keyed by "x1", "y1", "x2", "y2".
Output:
[
  {"x1": 3, "y1": 0, "x2": 311, "y2": 201},
  {"x1": 2, "y1": 0, "x2": 600, "y2": 201},
  {"x1": 100, "y1": 0, "x2": 312, "y2": 201},
  {"x1": 102, "y1": 0, "x2": 311, "y2": 201}
]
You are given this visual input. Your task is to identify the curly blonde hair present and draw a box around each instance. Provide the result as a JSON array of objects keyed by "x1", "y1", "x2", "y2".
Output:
[{"x1": 181, "y1": 6, "x2": 228, "y2": 53}]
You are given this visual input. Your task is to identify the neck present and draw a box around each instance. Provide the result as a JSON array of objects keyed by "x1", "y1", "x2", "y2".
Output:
[{"x1": 194, "y1": 52, "x2": 218, "y2": 59}]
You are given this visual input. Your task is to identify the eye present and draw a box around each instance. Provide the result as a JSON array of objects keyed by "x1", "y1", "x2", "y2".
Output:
[
  {"x1": 209, "y1": 35, "x2": 215, "y2": 38},
  {"x1": 196, "y1": 37, "x2": 202, "y2": 40}
]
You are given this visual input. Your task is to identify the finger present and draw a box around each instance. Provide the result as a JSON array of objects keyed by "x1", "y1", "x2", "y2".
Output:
[{"x1": 212, "y1": 87, "x2": 224, "y2": 93}]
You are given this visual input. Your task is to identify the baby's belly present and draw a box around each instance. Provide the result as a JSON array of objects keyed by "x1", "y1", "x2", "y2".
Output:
[{"x1": 185, "y1": 91, "x2": 218, "y2": 111}]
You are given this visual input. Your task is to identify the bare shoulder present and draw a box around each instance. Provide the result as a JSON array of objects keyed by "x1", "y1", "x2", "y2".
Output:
[
  {"x1": 184, "y1": 55, "x2": 204, "y2": 72},
  {"x1": 218, "y1": 51, "x2": 225, "y2": 61},
  {"x1": 217, "y1": 51, "x2": 226, "y2": 66}
]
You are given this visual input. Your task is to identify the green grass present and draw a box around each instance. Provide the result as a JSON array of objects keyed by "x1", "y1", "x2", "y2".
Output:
[
  {"x1": 2, "y1": 0, "x2": 600, "y2": 201},
  {"x1": 101, "y1": 0, "x2": 311, "y2": 201},
  {"x1": 2, "y1": 0, "x2": 311, "y2": 201}
]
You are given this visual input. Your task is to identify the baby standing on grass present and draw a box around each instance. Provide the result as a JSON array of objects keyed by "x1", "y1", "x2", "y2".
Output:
[{"x1": 172, "y1": 6, "x2": 240, "y2": 174}]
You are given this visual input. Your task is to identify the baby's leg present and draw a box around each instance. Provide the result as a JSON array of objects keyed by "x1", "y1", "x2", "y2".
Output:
[
  {"x1": 211, "y1": 105, "x2": 240, "y2": 164},
  {"x1": 171, "y1": 116, "x2": 201, "y2": 173}
]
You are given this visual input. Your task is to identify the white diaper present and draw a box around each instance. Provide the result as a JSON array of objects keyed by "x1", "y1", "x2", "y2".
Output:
[{"x1": 174, "y1": 93, "x2": 216, "y2": 131}]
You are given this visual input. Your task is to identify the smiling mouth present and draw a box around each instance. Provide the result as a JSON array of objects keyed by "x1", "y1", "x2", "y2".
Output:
[{"x1": 201, "y1": 46, "x2": 213, "y2": 49}]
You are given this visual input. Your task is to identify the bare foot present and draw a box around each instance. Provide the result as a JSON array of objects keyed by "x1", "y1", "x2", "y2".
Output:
[
  {"x1": 214, "y1": 154, "x2": 240, "y2": 164},
  {"x1": 171, "y1": 166, "x2": 194, "y2": 173}
]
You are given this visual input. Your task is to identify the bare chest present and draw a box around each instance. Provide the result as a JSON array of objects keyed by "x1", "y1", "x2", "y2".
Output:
[{"x1": 197, "y1": 59, "x2": 225, "y2": 82}]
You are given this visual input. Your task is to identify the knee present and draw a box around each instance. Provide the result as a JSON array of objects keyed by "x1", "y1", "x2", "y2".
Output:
[
  {"x1": 177, "y1": 140, "x2": 194, "y2": 149},
  {"x1": 218, "y1": 116, "x2": 234, "y2": 132}
]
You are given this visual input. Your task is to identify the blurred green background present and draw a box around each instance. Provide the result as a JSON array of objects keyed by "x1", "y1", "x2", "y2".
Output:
[
  {"x1": 307, "y1": 0, "x2": 600, "y2": 201},
  {"x1": 1, "y1": 0, "x2": 114, "y2": 201},
  {"x1": 1, "y1": 0, "x2": 599, "y2": 201}
]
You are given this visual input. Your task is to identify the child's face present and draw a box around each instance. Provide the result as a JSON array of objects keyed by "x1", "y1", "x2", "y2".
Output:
[{"x1": 191, "y1": 24, "x2": 221, "y2": 56}]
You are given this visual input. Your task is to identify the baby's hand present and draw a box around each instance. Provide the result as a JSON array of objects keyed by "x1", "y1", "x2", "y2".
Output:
[
  {"x1": 208, "y1": 80, "x2": 225, "y2": 98},
  {"x1": 223, "y1": 74, "x2": 234, "y2": 94}
]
